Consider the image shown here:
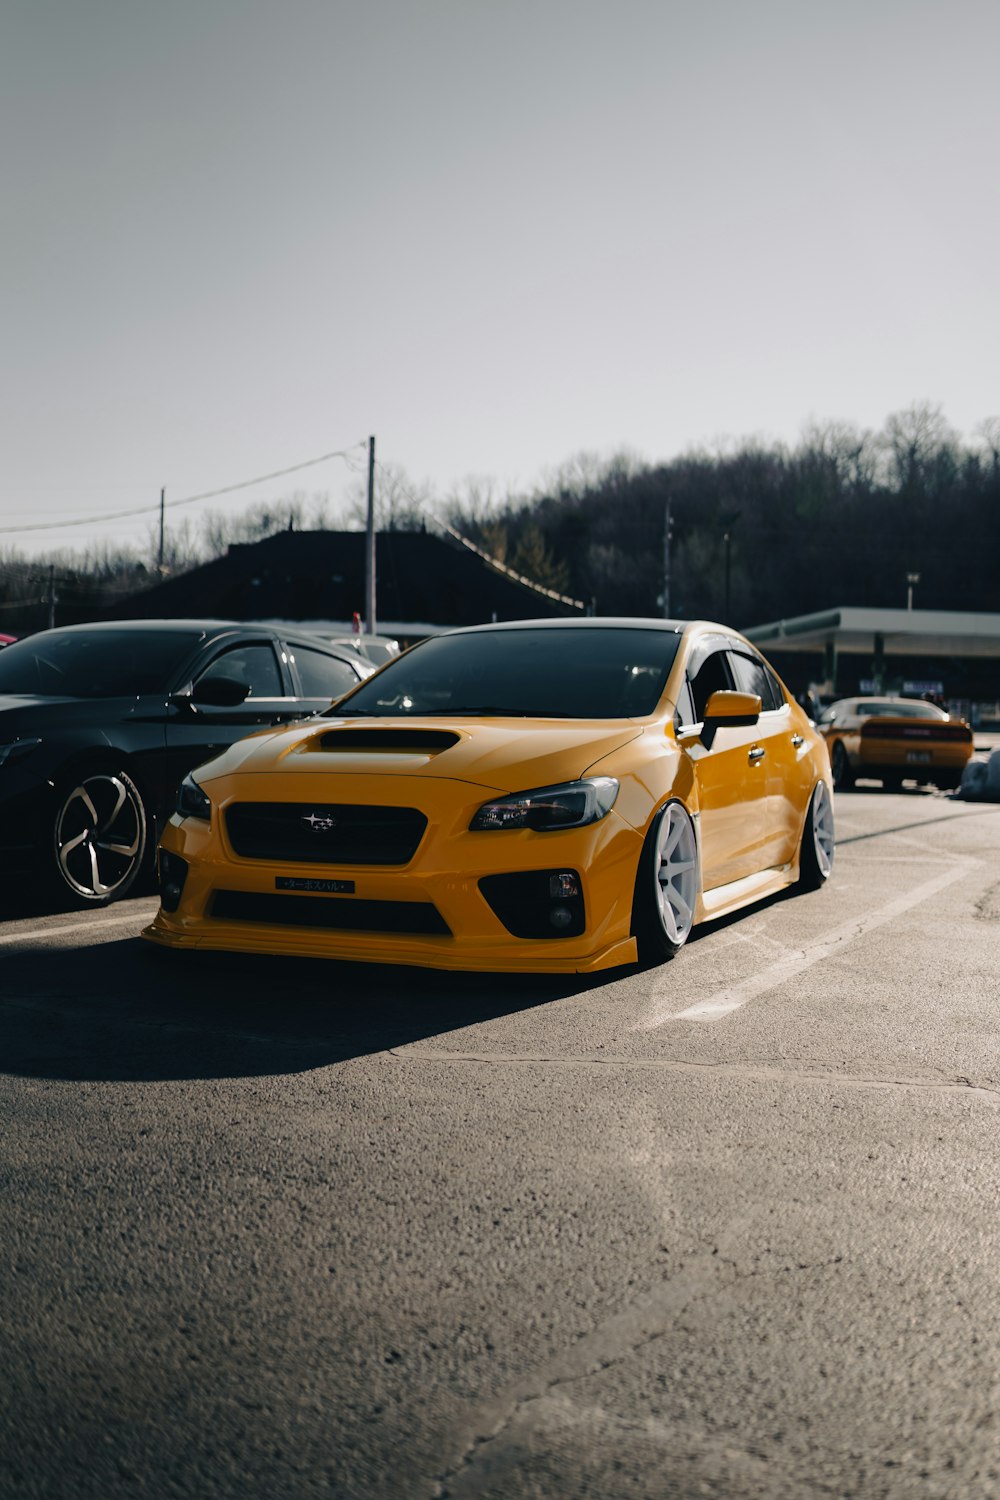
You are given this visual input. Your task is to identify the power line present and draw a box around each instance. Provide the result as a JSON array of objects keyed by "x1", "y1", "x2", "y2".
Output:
[
  {"x1": 372, "y1": 459, "x2": 586, "y2": 610},
  {"x1": 0, "y1": 441, "x2": 367, "y2": 536}
]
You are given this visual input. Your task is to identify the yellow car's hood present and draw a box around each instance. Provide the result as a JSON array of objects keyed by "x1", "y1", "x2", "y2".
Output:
[{"x1": 199, "y1": 715, "x2": 644, "y2": 794}]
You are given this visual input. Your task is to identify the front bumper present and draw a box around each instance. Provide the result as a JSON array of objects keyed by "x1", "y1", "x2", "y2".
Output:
[{"x1": 142, "y1": 770, "x2": 644, "y2": 973}]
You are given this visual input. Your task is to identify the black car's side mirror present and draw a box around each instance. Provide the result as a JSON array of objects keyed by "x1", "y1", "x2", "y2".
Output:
[
  {"x1": 186, "y1": 675, "x2": 252, "y2": 708},
  {"x1": 700, "y1": 690, "x2": 761, "y2": 750}
]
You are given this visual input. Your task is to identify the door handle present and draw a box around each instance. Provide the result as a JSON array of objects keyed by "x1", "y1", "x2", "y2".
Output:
[
  {"x1": 748, "y1": 746, "x2": 766, "y2": 763},
  {"x1": 791, "y1": 734, "x2": 804, "y2": 748}
]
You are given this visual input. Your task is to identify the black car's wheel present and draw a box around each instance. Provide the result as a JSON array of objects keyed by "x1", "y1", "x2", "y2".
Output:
[
  {"x1": 632, "y1": 799, "x2": 699, "y2": 965},
  {"x1": 830, "y1": 740, "x2": 854, "y2": 790},
  {"x1": 50, "y1": 769, "x2": 148, "y2": 906},
  {"x1": 799, "y1": 780, "x2": 835, "y2": 889}
]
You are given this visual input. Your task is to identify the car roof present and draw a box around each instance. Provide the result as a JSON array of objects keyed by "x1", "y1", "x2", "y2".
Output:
[{"x1": 443, "y1": 616, "x2": 718, "y2": 637}]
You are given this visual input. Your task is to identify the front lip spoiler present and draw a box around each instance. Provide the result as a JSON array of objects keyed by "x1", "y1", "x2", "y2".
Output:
[{"x1": 141, "y1": 915, "x2": 638, "y2": 974}]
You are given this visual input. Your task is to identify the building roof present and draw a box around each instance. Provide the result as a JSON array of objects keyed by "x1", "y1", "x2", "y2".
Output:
[
  {"x1": 745, "y1": 607, "x2": 1000, "y2": 658},
  {"x1": 106, "y1": 529, "x2": 586, "y2": 628}
]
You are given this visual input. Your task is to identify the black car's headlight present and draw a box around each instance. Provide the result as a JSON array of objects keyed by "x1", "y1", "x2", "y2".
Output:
[
  {"x1": 176, "y1": 773, "x2": 212, "y2": 822},
  {"x1": 0, "y1": 737, "x2": 42, "y2": 768},
  {"x1": 470, "y1": 777, "x2": 619, "y2": 832}
]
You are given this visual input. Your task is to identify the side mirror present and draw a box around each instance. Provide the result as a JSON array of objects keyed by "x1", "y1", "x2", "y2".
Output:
[
  {"x1": 189, "y1": 674, "x2": 251, "y2": 708},
  {"x1": 701, "y1": 689, "x2": 761, "y2": 749}
]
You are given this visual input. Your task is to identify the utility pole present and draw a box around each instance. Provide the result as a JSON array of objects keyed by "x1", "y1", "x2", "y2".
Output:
[
  {"x1": 662, "y1": 495, "x2": 672, "y2": 618},
  {"x1": 365, "y1": 435, "x2": 376, "y2": 636},
  {"x1": 46, "y1": 563, "x2": 57, "y2": 629},
  {"x1": 158, "y1": 487, "x2": 165, "y2": 574}
]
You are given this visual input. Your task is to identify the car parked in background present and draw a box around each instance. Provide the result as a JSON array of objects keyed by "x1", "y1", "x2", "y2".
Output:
[
  {"x1": 145, "y1": 617, "x2": 834, "y2": 974},
  {"x1": 818, "y1": 695, "x2": 974, "y2": 791},
  {"x1": 325, "y1": 634, "x2": 401, "y2": 667},
  {"x1": 0, "y1": 620, "x2": 372, "y2": 906}
]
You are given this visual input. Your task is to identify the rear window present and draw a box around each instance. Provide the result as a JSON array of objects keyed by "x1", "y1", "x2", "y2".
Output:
[
  {"x1": 0, "y1": 628, "x2": 204, "y2": 698},
  {"x1": 328, "y1": 627, "x2": 682, "y2": 719}
]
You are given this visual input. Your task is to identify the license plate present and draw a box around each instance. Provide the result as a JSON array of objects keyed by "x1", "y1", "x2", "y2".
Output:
[
  {"x1": 905, "y1": 751, "x2": 931, "y2": 764},
  {"x1": 276, "y1": 876, "x2": 356, "y2": 893}
]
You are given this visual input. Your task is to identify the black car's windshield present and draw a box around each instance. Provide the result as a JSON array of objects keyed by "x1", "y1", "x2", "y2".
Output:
[
  {"x1": 0, "y1": 629, "x2": 205, "y2": 698},
  {"x1": 327, "y1": 627, "x2": 682, "y2": 719}
]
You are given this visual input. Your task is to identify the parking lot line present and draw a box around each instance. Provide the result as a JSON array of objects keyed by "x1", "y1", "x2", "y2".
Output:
[
  {"x1": 0, "y1": 910, "x2": 150, "y2": 947},
  {"x1": 636, "y1": 858, "x2": 977, "y2": 1029}
]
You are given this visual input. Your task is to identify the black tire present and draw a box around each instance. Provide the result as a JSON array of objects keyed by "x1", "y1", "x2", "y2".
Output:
[
  {"x1": 631, "y1": 800, "x2": 699, "y2": 966},
  {"x1": 830, "y1": 740, "x2": 854, "y2": 791},
  {"x1": 49, "y1": 768, "x2": 149, "y2": 907},
  {"x1": 881, "y1": 771, "x2": 904, "y2": 792},
  {"x1": 799, "y1": 780, "x2": 835, "y2": 890}
]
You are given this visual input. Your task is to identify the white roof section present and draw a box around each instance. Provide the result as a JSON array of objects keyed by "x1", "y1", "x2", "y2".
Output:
[{"x1": 746, "y1": 607, "x2": 1000, "y2": 658}]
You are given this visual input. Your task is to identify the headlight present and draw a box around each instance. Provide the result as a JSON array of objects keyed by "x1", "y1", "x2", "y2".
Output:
[
  {"x1": 0, "y1": 737, "x2": 41, "y2": 767},
  {"x1": 470, "y1": 777, "x2": 619, "y2": 832},
  {"x1": 176, "y1": 772, "x2": 212, "y2": 822}
]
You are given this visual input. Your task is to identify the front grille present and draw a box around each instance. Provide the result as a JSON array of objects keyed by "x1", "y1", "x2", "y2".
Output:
[
  {"x1": 225, "y1": 802, "x2": 427, "y2": 865},
  {"x1": 211, "y1": 890, "x2": 450, "y2": 935}
]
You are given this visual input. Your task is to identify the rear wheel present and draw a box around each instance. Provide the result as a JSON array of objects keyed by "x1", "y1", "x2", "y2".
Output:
[
  {"x1": 830, "y1": 740, "x2": 854, "y2": 790},
  {"x1": 799, "y1": 780, "x2": 835, "y2": 889},
  {"x1": 50, "y1": 769, "x2": 148, "y2": 906},
  {"x1": 632, "y1": 800, "x2": 698, "y2": 965}
]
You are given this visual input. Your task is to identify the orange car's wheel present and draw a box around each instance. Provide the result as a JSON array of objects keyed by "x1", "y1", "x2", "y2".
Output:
[
  {"x1": 799, "y1": 781, "x2": 835, "y2": 890},
  {"x1": 632, "y1": 800, "x2": 698, "y2": 965},
  {"x1": 830, "y1": 740, "x2": 854, "y2": 791}
]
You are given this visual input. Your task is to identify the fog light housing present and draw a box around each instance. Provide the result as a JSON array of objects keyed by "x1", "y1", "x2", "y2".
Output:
[
  {"x1": 478, "y1": 869, "x2": 585, "y2": 939},
  {"x1": 158, "y1": 850, "x2": 189, "y2": 913}
]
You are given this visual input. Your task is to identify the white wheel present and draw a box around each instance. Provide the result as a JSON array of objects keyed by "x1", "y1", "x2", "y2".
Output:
[
  {"x1": 633, "y1": 800, "x2": 698, "y2": 963},
  {"x1": 799, "y1": 780, "x2": 834, "y2": 888}
]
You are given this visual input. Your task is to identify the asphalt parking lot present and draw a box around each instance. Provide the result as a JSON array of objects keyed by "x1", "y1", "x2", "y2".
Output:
[{"x1": 1, "y1": 787, "x2": 999, "y2": 1499}]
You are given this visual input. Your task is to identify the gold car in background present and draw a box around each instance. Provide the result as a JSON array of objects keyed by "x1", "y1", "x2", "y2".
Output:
[
  {"x1": 144, "y1": 618, "x2": 834, "y2": 973},
  {"x1": 819, "y1": 696, "x2": 974, "y2": 791}
]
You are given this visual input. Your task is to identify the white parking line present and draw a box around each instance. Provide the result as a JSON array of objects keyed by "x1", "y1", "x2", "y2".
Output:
[
  {"x1": 636, "y1": 859, "x2": 976, "y2": 1029},
  {"x1": 0, "y1": 910, "x2": 151, "y2": 947}
]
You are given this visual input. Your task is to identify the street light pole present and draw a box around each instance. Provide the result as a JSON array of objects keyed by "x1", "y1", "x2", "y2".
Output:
[
  {"x1": 906, "y1": 572, "x2": 920, "y2": 610},
  {"x1": 365, "y1": 435, "x2": 376, "y2": 636}
]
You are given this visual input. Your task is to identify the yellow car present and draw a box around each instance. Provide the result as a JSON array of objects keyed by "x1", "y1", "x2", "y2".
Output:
[
  {"x1": 818, "y1": 696, "x2": 974, "y2": 792},
  {"x1": 144, "y1": 618, "x2": 834, "y2": 973}
]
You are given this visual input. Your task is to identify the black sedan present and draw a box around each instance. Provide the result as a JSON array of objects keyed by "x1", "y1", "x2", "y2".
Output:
[{"x1": 0, "y1": 619, "x2": 372, "y2": 906}]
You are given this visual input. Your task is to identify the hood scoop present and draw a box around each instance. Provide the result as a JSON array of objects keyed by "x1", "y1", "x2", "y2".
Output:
[{"x1": 317, "y1": 728, "x2": 460, "y2": 755}]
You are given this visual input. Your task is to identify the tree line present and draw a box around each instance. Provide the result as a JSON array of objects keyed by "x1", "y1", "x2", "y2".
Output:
[{"x1": 2, "y1": 404, "x2": 998, "y2": 635}]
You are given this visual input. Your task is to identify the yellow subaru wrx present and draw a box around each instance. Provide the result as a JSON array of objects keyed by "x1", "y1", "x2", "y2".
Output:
[{"x1": 144, "y1": 618, "x2": 834, "y2": 972}]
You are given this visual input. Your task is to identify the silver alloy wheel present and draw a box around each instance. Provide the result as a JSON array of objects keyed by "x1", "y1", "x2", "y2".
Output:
[
  {"x1": 652, "y1": 800, "x2": 698, "y2": 947},
  {"x1": 53, "y1": 771, "x2": 147, "y2": 901},
  {"x1": 809, "y1": 779, "x2": 835, "y2": 879}
]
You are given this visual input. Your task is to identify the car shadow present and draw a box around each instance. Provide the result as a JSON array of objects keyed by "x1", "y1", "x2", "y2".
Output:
[{"x1": 0, "y1": 936, "x2": 618, "y2": 1085}]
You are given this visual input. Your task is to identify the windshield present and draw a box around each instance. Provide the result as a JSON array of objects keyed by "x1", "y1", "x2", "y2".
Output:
[
  {"x1": 0, "y1": 628, "x2": 205, "y2": 698},
  {"x1": 326, "y1": 626, "x2": 682, "y2": 719}
]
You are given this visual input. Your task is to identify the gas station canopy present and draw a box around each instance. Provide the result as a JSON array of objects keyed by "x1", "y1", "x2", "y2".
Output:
[{"x1": 746, "y1": 607, "x2": 1000, "y2": 659}]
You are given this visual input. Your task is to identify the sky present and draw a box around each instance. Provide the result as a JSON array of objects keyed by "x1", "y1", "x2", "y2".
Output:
[{"x1": 2, "y1": 0, "x2": 997, "y2": 559}]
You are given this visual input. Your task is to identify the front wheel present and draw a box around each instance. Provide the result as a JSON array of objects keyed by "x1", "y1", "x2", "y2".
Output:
[
  {"x1": 632, "y1": 800, "x2": 699, "y2": 965},
  {"x1": 799, "y1": 780, "x2": 835, "y2": 889},
  {"x1": 50, "y1": 769, "x2": 148, "y2": 906}
]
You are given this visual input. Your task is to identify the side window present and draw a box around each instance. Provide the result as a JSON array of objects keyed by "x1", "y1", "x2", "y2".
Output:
[
  {"x1": 289, "y1": 646, "x2": 361, "y2": 700},
  {"x1": 688, "y1": 649, "x2": 733, "y2": 722},
  {"x1": 197, "y1": 642, "x2": 284, "y2": 699},
  {"x1": 729, "y1": 651, "x2": 783, "y2": 712}
]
